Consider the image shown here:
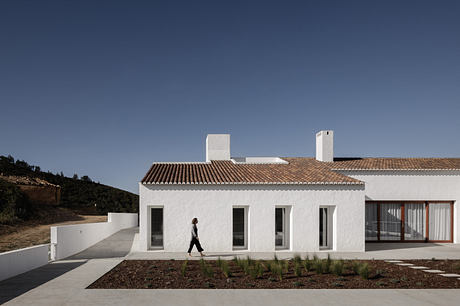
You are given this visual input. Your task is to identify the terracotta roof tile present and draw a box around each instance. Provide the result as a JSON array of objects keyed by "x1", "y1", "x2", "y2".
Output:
[{"x1": 329, "y1": 158, "x2": 460, "y2": 170}]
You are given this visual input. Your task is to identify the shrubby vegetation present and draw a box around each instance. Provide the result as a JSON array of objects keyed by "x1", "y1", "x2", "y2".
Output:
[{"x1": 0, "y1": 155, "x2": 138, "y2": 222}]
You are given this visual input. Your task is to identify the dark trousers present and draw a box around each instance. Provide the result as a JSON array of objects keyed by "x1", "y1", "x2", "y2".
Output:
[{"x1": 187, "y1": 237, "x2": 204, "y2": 253}]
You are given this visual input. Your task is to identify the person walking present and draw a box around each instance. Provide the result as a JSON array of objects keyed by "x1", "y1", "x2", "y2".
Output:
[{"x1": 188, "y1": 217, "x2": 204, "y2": 257}]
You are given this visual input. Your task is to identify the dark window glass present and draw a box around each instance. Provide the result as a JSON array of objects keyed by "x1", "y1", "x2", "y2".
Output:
[{"x1": 151, "y1": 208, "x2": 163, "y2": 247}]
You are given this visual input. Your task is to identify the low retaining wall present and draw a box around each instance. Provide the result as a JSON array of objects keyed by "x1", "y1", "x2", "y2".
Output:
[
  {"x1": 0, "y1": 244, "x2": 49, "y2": 282},
  {"x1": 51, "y1": 213, "x2": 138, "y2": 260}
]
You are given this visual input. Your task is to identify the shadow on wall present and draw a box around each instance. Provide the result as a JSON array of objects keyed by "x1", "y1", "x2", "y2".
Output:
[{"x1": 0, "y1": 260, "x2": 86, "y2": 304}]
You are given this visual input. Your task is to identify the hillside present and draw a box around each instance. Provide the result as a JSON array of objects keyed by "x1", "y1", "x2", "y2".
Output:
[{"x1": 0, "y1": 155, "x2": 138, "y2": 224}]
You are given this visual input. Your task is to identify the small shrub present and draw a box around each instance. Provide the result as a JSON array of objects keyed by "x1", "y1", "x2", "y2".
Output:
[
  {"x1": 324, "y1": 254, "x2": 332, "y2": 273},
  {"x1": 314, "y1": 259, "x2": 324, "y2": 274},
  {"x1": 352, "y1": 261, "x2": 361, "y2": 275},
  {"x1": 246, "y1": 256, "x2": 254, "y2": 266},
  {"x1": 293, "y1": 281, "x2": 303, "y2": 287},
  {"x1": 358, "y1": 263, "x2": 369, "y2": 280},
  {"x1": 221, "y1": 261, "x2": 232, "y2": 278},
  {"x1": 293, "y1": 254, "x2": 302, "y2": 265},
  {"x1": 390, "y1": 278, "x2": 400, "y2": 284},
  {"x1": 376, "y1": 281, "x2": 386, "y2": 286},
  {"x1": 217, "y1": 257, "x2": 223, "y2": 268},
  {"x1": 268, "y1": 277, "x2": 277, "y2": 282},
  {"x1": 303, "y1": 258, "x2": 312, "y2": 272},
  {"x1": 294, "y1": 262, "x2": 302, "y2": 277},
  {"x1": 281, "y1": 260, "x2": 289, "y2": 273},
  {"x1": 375, "y1": 269, "x2": 384, "y2": 278},
  {"x1": 232, "y1": 256, "x2": 239, "y2": 264},
  {"x1": 431, "y1": 257, "x2": 436, "y2": 261},
  {"x1": 255, "y1": 261, "x2": 264, "y2": 278},
  {"x1": 204, "y1": 282, "x2": 214, "y2": 288},
  {"x1": 331, "y1": 260, "x2": 344, "y2": 276},
  {"x1": 332, "y1": 282, "x2": 343, "y2": 287},
  {"x1": 274, "y1": 254, "x2": 279, "y2": 263},
  {"x1": 144, "y1": 282, "x2": 153, "y2": 288},
  {"x1": 181, "y1": 259, "x2": 188, "y2": 277}
]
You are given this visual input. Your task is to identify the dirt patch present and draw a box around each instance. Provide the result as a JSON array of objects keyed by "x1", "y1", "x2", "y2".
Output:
[
  {"x1": 88, "y1": 259, "x2": 460, "y2": 289},
  {"x1": 0, "y1": 207, "x2": 106, "y2": 252}
]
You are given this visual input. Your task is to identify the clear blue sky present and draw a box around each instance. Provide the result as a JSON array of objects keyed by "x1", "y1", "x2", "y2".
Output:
[{"x1": 1, "y1": 1, "x2": 459, "y2": 194}]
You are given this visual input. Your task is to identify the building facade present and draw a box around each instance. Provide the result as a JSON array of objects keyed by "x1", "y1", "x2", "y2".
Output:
[{"x1": 139, "y1": 131, "x2": 460, "y2": 252}]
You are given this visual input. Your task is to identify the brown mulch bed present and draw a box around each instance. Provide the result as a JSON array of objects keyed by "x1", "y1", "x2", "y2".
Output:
[{"x1": 88, "y1": 259, "x2": 460, "y2": 289}]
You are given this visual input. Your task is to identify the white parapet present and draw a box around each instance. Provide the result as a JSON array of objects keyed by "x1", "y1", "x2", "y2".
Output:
[
  {"x1": 0, "y1": 244, "x2": 49, "y2": 282},
  {"x1": 51, "y1": 212, "x2": 138, "y2": 261}
]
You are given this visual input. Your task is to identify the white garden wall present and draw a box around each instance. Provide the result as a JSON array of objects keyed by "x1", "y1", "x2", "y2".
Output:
[
  {"x1": 51, "y1": 212, "x2": 138, "y2": 260},
  {"x1": 139, "y1": 184, "x2": 365, "y2": 253},
  {"x1": 339, "y1": 170, "x2": 460, "y2": 243},
  {"x1": 0, "y1": 244, "x2": 49, "y2": 282}
]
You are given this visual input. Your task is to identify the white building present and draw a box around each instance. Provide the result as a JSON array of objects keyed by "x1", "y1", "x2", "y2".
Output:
[{"x1": 139, "y1": 131, "x2": 460, "y2": 252}]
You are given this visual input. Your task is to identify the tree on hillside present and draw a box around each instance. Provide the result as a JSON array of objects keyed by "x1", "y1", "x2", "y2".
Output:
[
  {"x1": 72, "y1": 174, "x2": 78, "y2": 180},
  {"x1": 81, "y1": 175, "x2": 92, "y2": 182}
]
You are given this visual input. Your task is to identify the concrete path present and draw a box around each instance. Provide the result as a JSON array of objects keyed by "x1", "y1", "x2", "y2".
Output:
[
  {"x1": 4, "y1": 257, "x2": 460, "y2": 306},
  {"x1": 3, "y1": 229, "x2": 460, "y2": 305}
]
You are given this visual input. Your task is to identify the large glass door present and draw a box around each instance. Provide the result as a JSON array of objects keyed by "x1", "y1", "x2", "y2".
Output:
[
  {"x1": 380, "y1": 203, "x2": 401, "y2": 240},
  {"x1": 233, "y1": 207, "x2": 247, "y2": 249},
  {"x1": 365, "y1": 202, "x2": 453, "y2": 242},
  {"x1": 404, "y1": 204, "x2": 426, "y2": 240}
]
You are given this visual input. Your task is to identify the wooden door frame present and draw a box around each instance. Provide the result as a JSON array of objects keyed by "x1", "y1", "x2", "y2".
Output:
[{"x1": 365, "y1": 200, "x2": 454, "y2": 243}]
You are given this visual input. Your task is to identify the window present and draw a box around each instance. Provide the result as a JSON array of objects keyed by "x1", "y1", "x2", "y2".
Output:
[
  {"x1": 365, "y1": 201, "x2": 453, "y2": 242},
  {"x1": 275, "y1": 206, "x2": 290, "y2": 249},
  {"x1": 429, "y1": 203, "x2": 451, "y2": 241},
  {"x1": 150, "y1": 207, "x2": 163, "y2": 248},
  {"x1": 233, "y1": 207, "x2": 248, "y2": 249},
  {"x1": 319, "y1": 206, "x2": 334, "y2": 249}
]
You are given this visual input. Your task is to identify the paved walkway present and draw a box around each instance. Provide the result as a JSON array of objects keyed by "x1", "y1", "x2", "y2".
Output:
[{"x1": 2, "y1": 229, "x2": 460, "y2": 305}]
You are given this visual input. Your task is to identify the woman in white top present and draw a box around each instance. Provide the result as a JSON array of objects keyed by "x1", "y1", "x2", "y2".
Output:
[{"x1": 187, "y1": 217, "x2": 204, "y2": 257}]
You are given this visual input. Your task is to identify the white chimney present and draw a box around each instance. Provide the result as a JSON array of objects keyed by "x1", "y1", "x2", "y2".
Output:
[
  {"x1": 206, "y1": 134, "x2": 230, "y2": 162},
  {"x1": 316, "y1": 130, "x2": 334, "y2": 162}
]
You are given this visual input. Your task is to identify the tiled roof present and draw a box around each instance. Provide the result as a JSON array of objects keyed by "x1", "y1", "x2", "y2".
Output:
[
  {"x1": 329, "y1": 158, "x2": 460, "y2": 170},
  {"x1": 141, "y1": 157, "x2": 460, "y2": 185},
  {"x1": 141, "y1": 158, "x2": 362, "y2": 185}
]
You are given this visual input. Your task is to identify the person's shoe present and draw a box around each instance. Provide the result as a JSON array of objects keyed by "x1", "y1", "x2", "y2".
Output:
[
  {"x1": 200, "y1": 252, "x2": 205, "y2": 257},
  {"x1": 188, "y1": 253, "x2": 192, "y2": 257}
]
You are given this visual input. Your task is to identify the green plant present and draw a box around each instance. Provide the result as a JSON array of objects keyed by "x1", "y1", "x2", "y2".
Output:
[
  {"x1": 293, "y1": 254, "x2": 302, "y2": 265},
  {"x1": 281, "y1": 260, "x2": 289, "y2": 273},
  {"x1": 390, "y1": 278, "x2": 400, "y2": 284},
  {"x1": 144, "y1": 282, "x2": 153, "y2": 288},
  {"x1": 313, "y1": 259, "x2": 324, "y2": 274},
  {"x1": 431, "y1": 257, "x2": 436, "y2": 261},
  {"x1": 204, "y1": 282, "x2": 214, "y2": 288},
  {"x1": 232, "y1": 256, "x2": 239, "y2": 264},
  {"x1": 293, "y1": 281, "x2": 303, "y2": 287},
  {"x1": 274, "y1": 254, "x2": 279, "y2": 263},
  {"x1": 181, "y1": 260, "x2": 188, "y2": 277},
  {"x1": 246, "y1": 283, "x2": 255, "y2": 288},
  {"x1": 352, "y1": 261, "x2": 361, "y2": 275},
  {"x1": 332, "y1": 282, "x2": 343, "y2": 287},
  {"x1": 294, "y1": 262, "x2": 302, "y2": 277},
  {"x1": 255, "y1": 261, "x2": 264, "y2": 278},
  {"x1": 268, "y1": 277, "x2": 277, "y2": 282},
  {"x1": 303, "y1": 258, "x2": 312, "y2": 272},
  {"x1": 324, "y1": 254, "x2": 332, "y2": 273},
  {"x1": 199, "y1": 259, "x2": 214, "y2": 278},
  {"x1": 358, "y1": 263, "x2": 369, "y2": 280},
  {"x1": 376, "y1": 281, "x2": 386, "y2": 286},
  {"x1": 401, "y1": 276, "x2": 408, "y2": 281},
  {"x1": 416, "y1": 281, "x2": 423, "y2": 286},
  {"x1": 221, "y1": 260, "x2": 232, "y2": 278},
  {"x1": 246, "y1": 256, "x2": 254, "y2": 266},
  {"x1": 331, "y1": 260, "x2": 344, "y2": 276},
  {"x1": 216, "y1": 257, "x2": 223, "y2": 268}
]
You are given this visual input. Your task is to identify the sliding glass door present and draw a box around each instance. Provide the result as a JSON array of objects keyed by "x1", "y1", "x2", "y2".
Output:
[
  {"x1": 405, "y1": 204, "x2": 426, "y2": 240},
  {"x1": 365, "y1": 201, "x2": 453, "y2": 242},
  {"x1": 429, "y1": 203, "x2": 451, "y2": 241},
  {"x1": 380, "y1": 203, "x2": 401, "y2": 240}
]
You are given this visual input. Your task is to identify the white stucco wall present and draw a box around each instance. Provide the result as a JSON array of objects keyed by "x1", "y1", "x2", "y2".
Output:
[
  {"x1": 51, "y1": 212, "x2": 138, "y2": 260},
  {"x1": 338, "y1": 170, "x2": 460, "y2": 243},
  {"x1": 0, "y1": 244, "x2": 49, "y2": 282},
  {"x1": 139, "y1": 184, "x2": 365, "y2": 253}
]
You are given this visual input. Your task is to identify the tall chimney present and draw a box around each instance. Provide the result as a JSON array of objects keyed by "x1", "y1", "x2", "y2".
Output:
[
  {"x1": 206, "y1": 134, "x2": 230, "y2": 162},
  {"x1": 316, "y1": 130, "x2": 334, "y2": 162}
]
